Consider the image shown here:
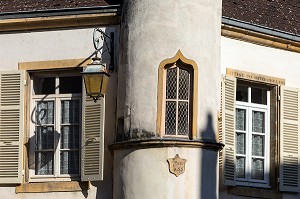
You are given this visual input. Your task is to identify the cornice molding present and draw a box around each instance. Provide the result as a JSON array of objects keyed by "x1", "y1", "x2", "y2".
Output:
[
  {"x1": 0, "y1": 13, "x2": 118, "y2": 33},
  {"x1": 109, "y1": 139, "x2": 224, "y2": 151},
  {"x1": 222, "y1": 24, "x2": 300, "y2": 53}
]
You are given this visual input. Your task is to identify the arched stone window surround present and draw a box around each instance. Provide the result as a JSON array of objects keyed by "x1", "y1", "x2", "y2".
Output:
[{"x1": 157, "y1": 50, "x2": 198, "y2": 139}]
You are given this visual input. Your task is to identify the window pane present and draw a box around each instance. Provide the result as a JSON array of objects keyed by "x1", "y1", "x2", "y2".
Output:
[
  {"x1": 236, "y1": 108, "x2": 246, "y2": 131},
  {"x1": 251, "y1": 158, "x2": 264, "y2": 180},
  {"x1": 61, "y1": 100, "x2": 80, "y2": 124},
  {"x1": 252, "y1": 135, "x2": 264, "y2": 156},
  {"x1": 165, "y1": 101, "x2": 176, "y2": 135},
  {"x1": 251, "y1": 87, "x2": 267, "y2": 105},
  {"x1": 33, "y1": 77, "x2": 55, "y2": 95},
  {"x1": 178, "y1": 68, "x2": 190, "y2": 100},
  {"x1": 178, "y1": 102, "x2": 189, "y2": 135},
  {"x1": 61, "y1": 126, "x2": 80, "y2": 149},
  {"x1": 236, "y1": 85, "x2": 248, "y2": 102},
  {"x1": 166, "y1": 68, "x2": 177, "y2": 99},
  {"x1": 236, "y1": 156, "x2": 245, "y2": 178},
  {"x1": 36, "y1": 126, "x2": 54, "y2": 150},
  {"x1": 35, "y1": 152, "x2": 54, "y2": 175},
  {"x1": 59, "y1": 76, "x2": 82, "y2": 94},
  {"x1": 60, "y1": 151, "x2": 80, "y2": 174},
  {"x1": 236, "y1": 132, "x2": 246, "y2": 154},
  {"x1": 252, "y1": 111, "x2": 265, "y2": 133},
  {"x1": 36, "y1": 101, "x2": 54, "y2": 125}
]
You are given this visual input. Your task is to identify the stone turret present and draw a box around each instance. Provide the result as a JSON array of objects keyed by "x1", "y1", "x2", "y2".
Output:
[{"x1": 111, "y1": 0, "x2": 223, "y2": 198}]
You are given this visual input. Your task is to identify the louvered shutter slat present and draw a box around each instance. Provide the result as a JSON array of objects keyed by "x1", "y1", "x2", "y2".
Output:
[
  {"x1": 222, "y1": 76, "x2": 236, "y2": 186},
  {"x1": 280, "y1": 86, "x2": 300, "y2": 192},
  {"x1": 81, "y1": 84, "x2": 104, "y2": 181},
  {"x1": 0, "y1": 71, "x2": 24, "y2": 184}
]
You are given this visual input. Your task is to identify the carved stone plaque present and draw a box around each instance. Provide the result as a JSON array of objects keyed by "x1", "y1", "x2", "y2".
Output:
[{"x1": 167, "y1": 154, "x2": 187, "y2": 177}]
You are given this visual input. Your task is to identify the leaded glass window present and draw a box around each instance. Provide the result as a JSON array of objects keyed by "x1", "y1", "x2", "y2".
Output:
[
  {"x1": 165, "y1": 63, "x2": 191, "y2": 136},
  {"x1": 31, "y1": 72, "x2": 82, "y2": 179},
  {"x1": 235, "y1": 84, "x2": 269, "y2": 184}
]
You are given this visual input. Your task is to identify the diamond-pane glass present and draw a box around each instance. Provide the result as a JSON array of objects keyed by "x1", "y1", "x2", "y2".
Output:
[
  {"x1": 166, "y1": 68, "x2": 177, "y2": 99},
  {"x1": 178, "y1": 102, "x2": 189, "y2": 135},
  {"x1": 165, "y1": 101, "x2": 176, "y2": 135},
  {"x1": 178, "y1": 68, "x2": 190, "y2": 100}
]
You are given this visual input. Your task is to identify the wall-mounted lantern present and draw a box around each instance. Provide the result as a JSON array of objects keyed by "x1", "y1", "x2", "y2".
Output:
[{"x1": 82, "y1": 28, "x2": 114, "y2": 102}]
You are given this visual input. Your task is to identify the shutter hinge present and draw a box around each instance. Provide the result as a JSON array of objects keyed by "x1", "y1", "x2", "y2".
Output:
[
  {"x1": 277, "y1": 95, "x2": 281, "y2": 101},
  {"x1": 22, "y1": 169, "x2": 25, "y2": 176},
  {"x1": 277, "y1": 177, "x2": 280, "y2": 183},
  {"x1": 24, "y1": 79, "x2": 27, "y2": 86}
]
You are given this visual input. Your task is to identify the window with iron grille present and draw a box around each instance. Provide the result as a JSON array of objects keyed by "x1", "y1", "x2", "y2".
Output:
[{"x1": 164, "y1": 62, "x2": 192, "y2": 137}]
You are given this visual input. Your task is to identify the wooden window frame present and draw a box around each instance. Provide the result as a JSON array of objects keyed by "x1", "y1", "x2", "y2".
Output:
[{"x1": 157, "y1": 50, "x2": 198, "y2": 139}]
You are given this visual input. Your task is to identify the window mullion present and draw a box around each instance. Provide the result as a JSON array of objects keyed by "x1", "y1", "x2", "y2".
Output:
[
  {"x1": 247, "y1": 106, "x2": 252, "y2": 181},
  {"x1": 54, "y1": 97, "x2": 60, "y2": 177},
  {"x1": 175, "y1": 67, "x2": 179, "y2": 135}
]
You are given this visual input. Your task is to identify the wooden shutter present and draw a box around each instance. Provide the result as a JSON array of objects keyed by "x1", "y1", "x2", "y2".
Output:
[
  {"x1": 221, "y1": 76, "x2": 236, "y2": 186},
  {"x1": 280, "y1": 86, "x2": 300, "y2": 192},
  {"x1": 0, "y1": 71, "x2": 24, "y2": 184},
  {"x1": 81, "y1": 87, "x2": 105, "y2": 181}
]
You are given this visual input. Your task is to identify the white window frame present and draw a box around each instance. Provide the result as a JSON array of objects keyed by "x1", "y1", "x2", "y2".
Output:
[
  {"x1": 235, "y1": 85, "x2": 270, "y2": 188},
  {"x1": 162, "y1": 63, "x2": 192, "y2": 138},
  {"x1": 29, "y1": 73, "x2": 82, "y2": 182}
]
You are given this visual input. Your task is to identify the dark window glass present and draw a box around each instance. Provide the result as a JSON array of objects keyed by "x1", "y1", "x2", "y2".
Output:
[
  {"x1": 59, "y1": 76, "x2": 82, "y2": 94},
  {"x1": 34, "y1": 77, "x2": 55, "y2": 95},
  {"x1": 251, "y1": 87, "x2": 267, "y2": 105},
  {"x1": 236, "y1": 85, "x2": 248, "y2": 102}
]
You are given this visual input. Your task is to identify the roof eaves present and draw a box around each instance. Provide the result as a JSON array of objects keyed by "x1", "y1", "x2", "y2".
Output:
[
  {"x1": 0, "y1": 5, "x2": 121, "y2": 20},
  {"x1": 222, "y1": 16, "x2": 300, "y2": 43}
]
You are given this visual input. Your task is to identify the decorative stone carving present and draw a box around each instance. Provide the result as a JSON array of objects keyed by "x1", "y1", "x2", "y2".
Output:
[{"x1": 167, "y1": 154, "x2": 187, "y2": 177}]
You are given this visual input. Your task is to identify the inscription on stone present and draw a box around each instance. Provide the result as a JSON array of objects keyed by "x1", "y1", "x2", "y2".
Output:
[
  {"x1": 226, "y1": 68, "x2": 285, "y2": 85},
  {"x1": 167, "y1": 154, "x2": 187, "y2": 177}
]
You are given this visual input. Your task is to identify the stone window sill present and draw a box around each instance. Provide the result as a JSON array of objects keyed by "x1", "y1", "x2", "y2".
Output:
[{"x1": 16, "y1": 181, "x2": 89, "y2": 193}]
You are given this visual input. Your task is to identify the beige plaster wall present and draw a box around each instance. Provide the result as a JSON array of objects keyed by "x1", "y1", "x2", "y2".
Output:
[{"x1": 0, "y1": 27, "x2": 118, "y2": 199}]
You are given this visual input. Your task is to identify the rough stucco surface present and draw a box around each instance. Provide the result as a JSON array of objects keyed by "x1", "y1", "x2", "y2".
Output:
[
  {"x1": 223, "y1": 0, "x2": 300, "y2": 35},
  {"x1": 0, "y1": 0, "x2": 120, "y2": 12},
  {"x1": 118, "y1": 0, "x2": 222, "y2": 141},
  {"x1": 113, "y1": 147, "x2": 219, "y2": 199}
]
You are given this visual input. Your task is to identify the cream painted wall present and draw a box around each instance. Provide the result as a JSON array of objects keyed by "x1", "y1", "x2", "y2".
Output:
[
  {"x1": 0, "y1": 27, "x2": 118, "y2": 199},
  {"x1": 221, "y1": 36, "x2": 300, "y2": 88},
  {"x1": 220, "y1": 36, "x2": 300, "y2": 198}
]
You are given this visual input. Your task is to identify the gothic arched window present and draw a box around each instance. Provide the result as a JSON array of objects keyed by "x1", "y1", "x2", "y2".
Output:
[{"x1": 157, "y1": 50, "x2": 198, "y2": 138}]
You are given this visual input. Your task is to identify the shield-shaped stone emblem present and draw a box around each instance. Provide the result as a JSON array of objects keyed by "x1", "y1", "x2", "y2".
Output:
[{"x1": 167, "y1": 154, "x2": 187, "y2": 177}]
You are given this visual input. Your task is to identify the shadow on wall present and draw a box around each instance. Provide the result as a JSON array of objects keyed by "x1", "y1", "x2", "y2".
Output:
[
  {"x1": 200, "y1": 112, "x2": 218, "y2": 199},
  {"x1": 26, "y1": 85, "x2": 87, "y2": 198},
  {"x1": 94, "y1": 26, "x2": 118, "y2": 199}
]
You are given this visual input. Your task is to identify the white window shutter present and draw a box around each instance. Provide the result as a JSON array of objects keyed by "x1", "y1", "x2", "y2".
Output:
[
  {"x1": 81, "y1": 87, "x2": 105, "y2": 181},
  {"x1": 0, "y1": 71, "x2": 24, "y2": 184},
  {"x1": 221, "y1": 76, "x2": 236, "y2": 186},
  {"x1": 280, "y1": 86, "x2": 300, "y2": 192}
]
